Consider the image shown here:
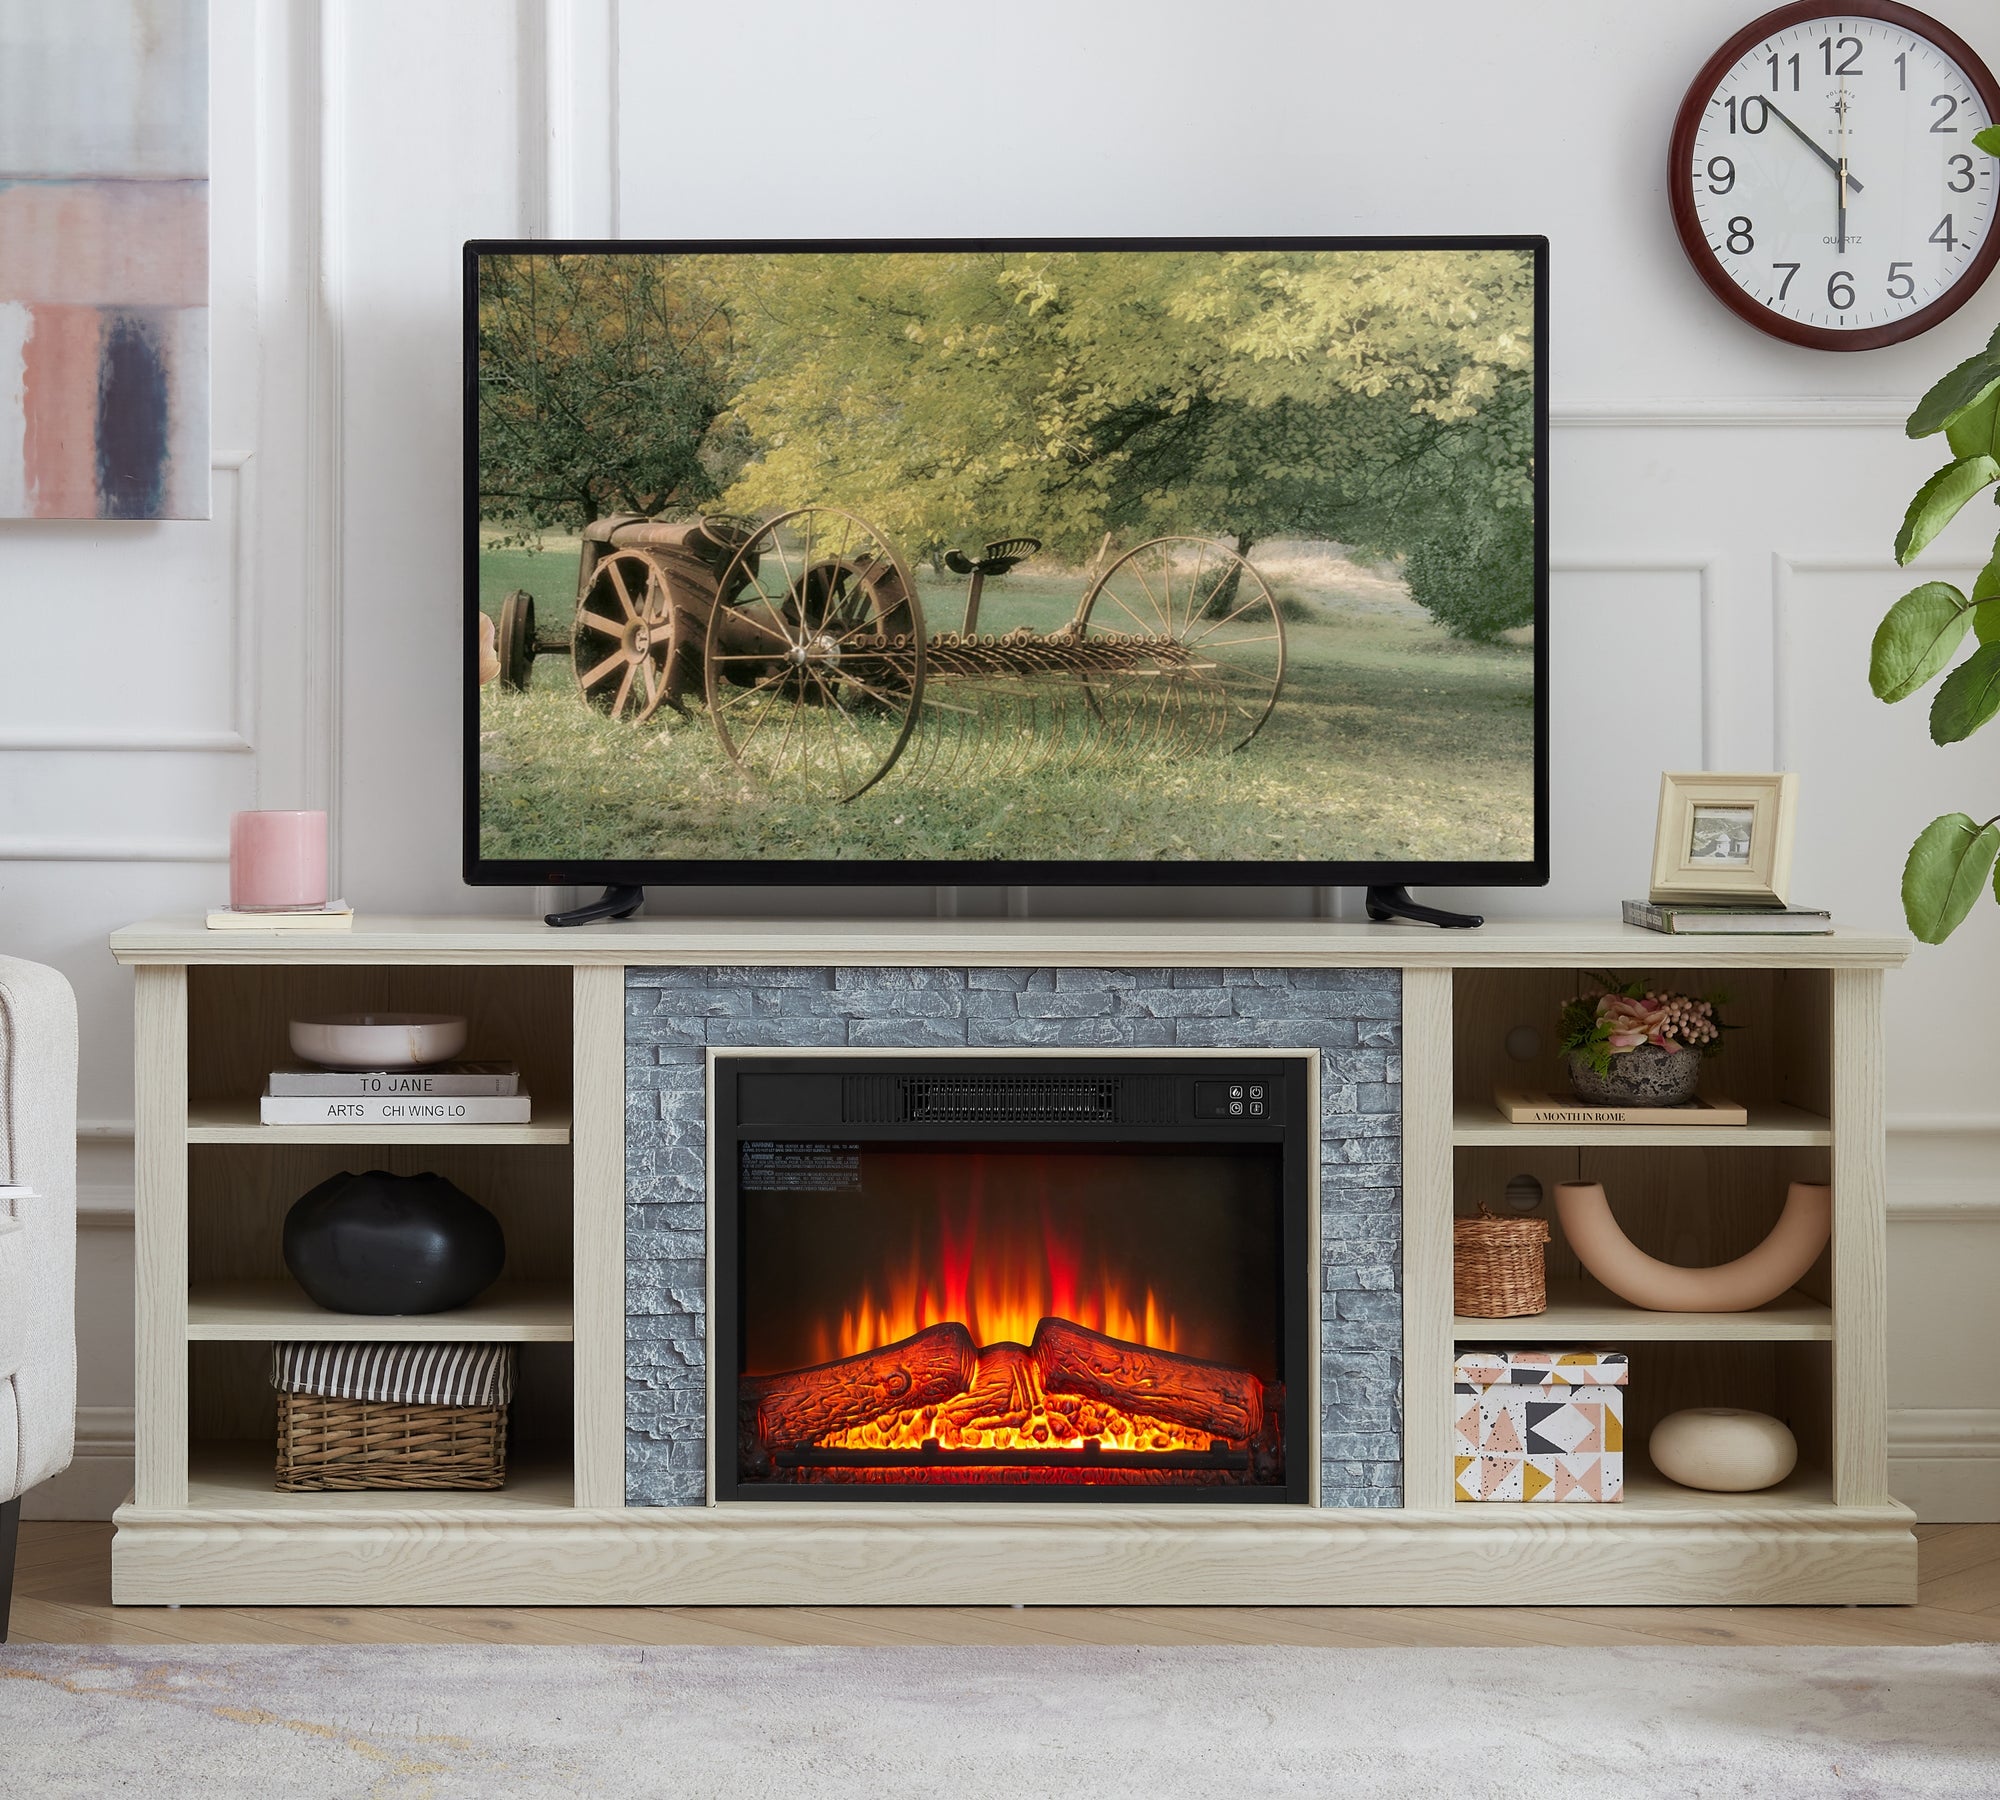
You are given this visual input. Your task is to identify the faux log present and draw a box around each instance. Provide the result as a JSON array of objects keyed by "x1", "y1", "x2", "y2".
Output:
[
  {"x1": 742, "y1": 1323, "x2": 978, "y2": 1453},
  {"x1": 934, "y1": 1342, "x2": 1037, "y2": 1440},
  {"x1": 1032, "y1": 1318, "x2": 1263, "y2": 1441}
]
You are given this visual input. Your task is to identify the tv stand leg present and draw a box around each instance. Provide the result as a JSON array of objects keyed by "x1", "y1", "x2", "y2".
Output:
[
  {"x1": 545, "y1": 885, "x2": 646, "y2": 927},
  {"x1": 1363, "y1": 884, "x2": 1483, "y2": 929}
]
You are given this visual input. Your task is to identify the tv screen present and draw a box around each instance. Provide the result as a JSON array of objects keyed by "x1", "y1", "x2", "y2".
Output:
[{"x1": 465, "y1": 237, "x2": 1546, "y2": 891}]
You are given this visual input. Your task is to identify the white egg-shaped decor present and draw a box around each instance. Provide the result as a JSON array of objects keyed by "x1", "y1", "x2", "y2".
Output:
[{"x1": 1649, "y1": 1408, "x2": 1798, "y2": 1493}]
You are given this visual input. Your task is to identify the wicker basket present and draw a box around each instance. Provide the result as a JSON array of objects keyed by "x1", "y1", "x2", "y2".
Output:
[
  {"x1": 1453, "y1": 1206, "x2": 1551, "y2": 1318},
  {"x1": 274, "y1": 1390, "x2": 509, "y2": 1491}
]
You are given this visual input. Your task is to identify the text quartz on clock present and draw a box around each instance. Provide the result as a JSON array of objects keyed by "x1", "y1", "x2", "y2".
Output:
[{"x1": 1689, "y1": 16, "x2": 1995, "y2": 330}]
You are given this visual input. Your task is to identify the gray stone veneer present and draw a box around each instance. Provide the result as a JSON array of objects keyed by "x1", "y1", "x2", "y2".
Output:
[{"x1": 625, "y1": 965, "x2": 1403, "y2": 1507}]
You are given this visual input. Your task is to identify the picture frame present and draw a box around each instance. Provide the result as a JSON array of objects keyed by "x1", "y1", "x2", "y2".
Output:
[{"x1": 1649, "y1": 772, "x2": 1798, "y2": 905}]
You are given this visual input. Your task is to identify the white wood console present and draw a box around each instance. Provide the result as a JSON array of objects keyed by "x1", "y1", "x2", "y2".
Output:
[{"x1": 108, "y1": 916, "x2": 1917, "y2": 1607}]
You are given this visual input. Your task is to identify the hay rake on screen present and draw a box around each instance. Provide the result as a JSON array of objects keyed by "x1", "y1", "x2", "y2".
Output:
[{"x1": 510, "y1": 504, "x2": 1287, "y2": 802}]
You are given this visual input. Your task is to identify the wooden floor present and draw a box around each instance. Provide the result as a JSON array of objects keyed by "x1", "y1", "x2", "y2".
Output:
[{"x1": 4, "y1": 1521, "x2": 1999, "y2": 1648}]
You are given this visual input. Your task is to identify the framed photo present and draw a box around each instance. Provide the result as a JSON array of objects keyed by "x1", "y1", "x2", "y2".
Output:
[{"x1": 1649, "y1": 772, "x2": 1798, "y2": 905}]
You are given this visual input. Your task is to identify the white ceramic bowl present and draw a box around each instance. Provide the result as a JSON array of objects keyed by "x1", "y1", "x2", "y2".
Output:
[
  {"x1": 288, "y1": 1013, "x2": 469, "y2": 1070},
  {"x1": 1649, "y1": 1407, "x2": 1798, "y2": 1493}
]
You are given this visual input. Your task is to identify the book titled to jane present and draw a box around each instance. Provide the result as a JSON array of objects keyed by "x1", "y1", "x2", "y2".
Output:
[
  {"x1": 267, "y1": 1061, "x2": 521, "y2": 1097},
  {"x1": 1492, "y1": 1088, "x2": 1748, "y2": 1127}
]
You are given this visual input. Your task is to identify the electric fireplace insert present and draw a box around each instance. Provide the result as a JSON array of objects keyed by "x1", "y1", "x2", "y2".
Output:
[{"x1": 713, "y1": 1054, "x2": 1314, "y2": 1503}]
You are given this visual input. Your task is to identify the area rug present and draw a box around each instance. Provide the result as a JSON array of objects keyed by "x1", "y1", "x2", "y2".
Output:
[{"x1": 4, "y1": 1643, "x2": 1998, "y2": 1798}]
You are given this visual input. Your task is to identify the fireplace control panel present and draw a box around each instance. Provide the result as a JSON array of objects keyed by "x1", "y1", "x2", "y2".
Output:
[
  {"x1": 1193, "y1": 1078, "x2": 1269, "y2": 1121},
  {"x1": 736, "y1": 1061, "x2": 1293, "y2": 1131}
]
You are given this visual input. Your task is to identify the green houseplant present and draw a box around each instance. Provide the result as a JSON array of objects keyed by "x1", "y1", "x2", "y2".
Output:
[{"x1": 1872, "y1": 124, "x2": 2000, "y2": 942}]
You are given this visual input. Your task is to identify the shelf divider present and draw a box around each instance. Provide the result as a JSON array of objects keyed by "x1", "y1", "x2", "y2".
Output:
[
  {"x1": 1452, "y1": 1099, "x2": 1831, "y2": 1148},
  {"x1": 186, "y1": 1097, "x2": 572, "y2": 1146},
  {"x1": 1452, "y1": 1278, "x2": 1831, "y2": 1342},
  {"x1": 187, "y1": 1278, "x2": 575, "y2": 1342}
]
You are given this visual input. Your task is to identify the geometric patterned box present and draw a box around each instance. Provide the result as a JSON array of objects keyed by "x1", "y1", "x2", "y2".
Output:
[{"x1": 1452, "y1": 1350, "x2": 1627, "y2": 1503}]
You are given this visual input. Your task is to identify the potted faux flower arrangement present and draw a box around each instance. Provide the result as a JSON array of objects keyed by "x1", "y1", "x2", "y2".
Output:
[{"x1": 1557, "y1": 977, "x2": 1726, "y2": 1106}]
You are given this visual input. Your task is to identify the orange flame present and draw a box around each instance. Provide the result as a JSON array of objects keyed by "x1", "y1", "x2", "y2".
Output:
[{"x1": 812, "y1": 1198, "x2": 1181, "y2": 1366}]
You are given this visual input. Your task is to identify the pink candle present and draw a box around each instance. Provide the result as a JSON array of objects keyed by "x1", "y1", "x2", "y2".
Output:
[{"x1": 230, "y1": 810, "x2": 328, "y2": 911}]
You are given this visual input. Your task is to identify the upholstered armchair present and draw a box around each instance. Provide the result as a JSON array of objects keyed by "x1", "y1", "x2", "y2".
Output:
[{"x1": 0, "y1": 955, "x2": 78, "y2": 1641}]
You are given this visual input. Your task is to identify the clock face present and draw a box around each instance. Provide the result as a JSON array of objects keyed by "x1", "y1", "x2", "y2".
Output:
[{"x1": 1672, "y1": 4, "x2": 2000, "y2": 348}]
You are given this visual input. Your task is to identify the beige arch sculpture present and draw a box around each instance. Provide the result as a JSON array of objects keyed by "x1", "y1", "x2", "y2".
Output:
[{"x1": 1552, "y1": 1180, "x2": 1831, "y2": 1312}]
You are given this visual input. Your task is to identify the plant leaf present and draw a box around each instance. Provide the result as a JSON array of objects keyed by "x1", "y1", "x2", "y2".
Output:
[
  {"x1": 1903, "y1": 813, "x2": 2000, "y2": 943},
  {"x1": 1973, "y1": 598, "x2": 2000, "y2": 644},
  {"x1": 1975, "y1": 544, "x2": 2000, "y2": 608},
  {"x1": 1930, "y1": 641, "x2": 2000, "y2": 743},
  {"x1": 1909, "y1": 355, "x2": 2000, "y2": 438},
  {"x1": 1949, "y1": 386, "x2": 2000, "y2": 460},
  {"x1": 1975, "y1": 123, "x2": 2000, "y2": 157},
  {"x1": 1871, "y1": 581, "x2": 1970, "y2": 699},
  {"x1": 1897, "y1": 456, "x2": 2000, "y2": 564}
]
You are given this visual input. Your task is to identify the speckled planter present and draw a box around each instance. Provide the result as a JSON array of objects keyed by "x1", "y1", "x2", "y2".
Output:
[{"x1": 1566, "y1": 1043, "x2": 1701, "y2": 1105}]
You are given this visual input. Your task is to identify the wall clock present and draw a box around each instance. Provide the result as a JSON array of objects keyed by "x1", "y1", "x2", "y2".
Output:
[{"x1": 1669, "y1": 2, "x2": 2000, "y2": 349}]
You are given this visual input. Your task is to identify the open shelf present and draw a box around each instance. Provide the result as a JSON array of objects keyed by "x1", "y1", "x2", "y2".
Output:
[
  {"x1": 1456, "y1": 1461, "x2": 1833, "y2": 1517},
  {"x1": 1451, "y1": 1099, "x2": 1831, "y2": 1147},
  {"x1": 186, "y1": 1098, "x2": 572, "y2": 1145},
  {"x1": 187, "y1": 1279, "x2": 575, "y2": 1341},
  {"x1": 1453, "y1": 1278, "x2": 1832, "y2": 1342},
  {"x1": 183, "y1": 1441, "x2": 575, "y2": 1514}
]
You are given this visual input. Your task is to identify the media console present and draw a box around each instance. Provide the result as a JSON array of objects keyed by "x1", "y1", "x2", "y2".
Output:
[{"x1": 107, "y1": 916, "x2": 1915, "y2": 1606}]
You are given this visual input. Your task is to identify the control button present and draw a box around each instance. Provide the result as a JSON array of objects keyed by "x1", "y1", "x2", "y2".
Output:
[{"x1": 1193, "y1": 1077, "x2": 1278, "y2": 1121}]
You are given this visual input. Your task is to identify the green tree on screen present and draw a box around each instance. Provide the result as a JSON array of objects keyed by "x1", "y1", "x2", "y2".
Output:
[
  {"x1": 476, "y1": 247, "x2": 1537, "y2": 639},
  {"x1": 720, "y1": 249, "x2": 1536, "y2": 637},
  {"x1": 476, "y1": 254, "x2": 739, "y2": 534}
]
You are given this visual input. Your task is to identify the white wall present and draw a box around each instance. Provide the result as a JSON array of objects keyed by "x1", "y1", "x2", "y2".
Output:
[{"x1": 6, "y1": 0, "x2": 1996, "y2": 1518}]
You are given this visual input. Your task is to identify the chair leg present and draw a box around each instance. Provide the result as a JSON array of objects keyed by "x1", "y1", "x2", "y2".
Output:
[{"x1": 0, "y1": 1495, "x2": 19, "y2": 1643}]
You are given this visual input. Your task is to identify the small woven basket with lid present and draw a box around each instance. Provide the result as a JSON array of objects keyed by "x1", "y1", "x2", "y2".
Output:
[
  {"x1": 1453, "y1": 1206, "x2": 1550, "y2": 1317},
  {"x1": 271, "y1": 1341, "x2": 513, "y2": 1491}
]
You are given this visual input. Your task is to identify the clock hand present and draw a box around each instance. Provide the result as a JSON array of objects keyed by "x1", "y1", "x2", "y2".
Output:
[
  {"x1": 1837, "y1": 77, "x2": 1849, "y2": 253},
  {"x1": 1765, "y1": 99, "x2": 1867, "y2": 194}
]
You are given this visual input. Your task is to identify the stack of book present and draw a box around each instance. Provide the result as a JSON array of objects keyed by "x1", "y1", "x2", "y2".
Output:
[
  {"x1": 1622, "y1": 899, "x2": 1832, "y2": 936},
  {"x1": 259, "y1": 1061, "x2": 531, "y2": 1125}
]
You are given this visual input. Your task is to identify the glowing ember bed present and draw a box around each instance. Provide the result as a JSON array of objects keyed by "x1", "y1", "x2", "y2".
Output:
[{"x1": 712, "y1": 1059, "x2": 1314, "y2": 1503}]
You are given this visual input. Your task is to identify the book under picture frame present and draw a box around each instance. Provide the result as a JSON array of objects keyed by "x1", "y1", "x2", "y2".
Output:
[{"x1": 1648, "y1": 771, "x2": 1798, "y2": 906}]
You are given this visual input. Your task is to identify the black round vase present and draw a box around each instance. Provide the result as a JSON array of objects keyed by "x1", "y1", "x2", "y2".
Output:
[{"x1": 282, "y1": 1169, "x2": 506, "y2": 1315}]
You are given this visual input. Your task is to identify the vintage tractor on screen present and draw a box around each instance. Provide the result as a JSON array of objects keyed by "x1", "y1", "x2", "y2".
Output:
[{"x1": 493, "y1": 507, "x2": 1286, "y2": 801}]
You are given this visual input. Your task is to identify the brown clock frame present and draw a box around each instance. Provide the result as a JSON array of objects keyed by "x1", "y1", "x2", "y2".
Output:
[{"x1": 1669, "y1": 0, "x2": 2000, "y2": 350}]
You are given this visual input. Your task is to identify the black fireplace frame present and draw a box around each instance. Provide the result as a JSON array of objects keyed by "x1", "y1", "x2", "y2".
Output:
[{"x1": 710, "y1": 1051, "x2": 1316, "y2": 1505}]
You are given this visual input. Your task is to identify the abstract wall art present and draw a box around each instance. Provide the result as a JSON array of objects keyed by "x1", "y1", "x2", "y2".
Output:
[{"x1": 0, "y1": 0, "x2": 208, "y2": 520}]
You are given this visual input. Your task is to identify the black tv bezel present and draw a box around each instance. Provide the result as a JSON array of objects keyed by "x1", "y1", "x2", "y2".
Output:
[{"x1": 462, "y1": 233, "x2": 1550, "y2": 894}]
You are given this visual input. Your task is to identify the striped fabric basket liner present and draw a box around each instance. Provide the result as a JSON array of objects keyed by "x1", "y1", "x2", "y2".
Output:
[{"x1": 271, "y1": 1341, "x2": 516, "y2": 1492}]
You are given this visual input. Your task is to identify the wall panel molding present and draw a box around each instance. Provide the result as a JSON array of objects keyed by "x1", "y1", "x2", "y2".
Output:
[
  {"x1": 0, "y1": 458, "x2": 254, "y2": 753},
  {"x1": 1889, "y1": 1407, "x2": 2000, "y2": 1522},
  {"x1": 309, "y1": 0, "x2": 347, "y2": 883},
  {"x1": 1551, "y1": 556, "x2": 1718, "y2": 767},
  {"x1": 1771, "y1": 552, "x2": 1989, "y2": 768},
  {"x1": 0, "y1": 840, "x2": 227, "y2": 863},
  {"x1": 535, "y1": 0, "x2": 618, "y2": 238},
  {"x1": 1554, "y1": 398, "x2": 1912, "y2": 428}
]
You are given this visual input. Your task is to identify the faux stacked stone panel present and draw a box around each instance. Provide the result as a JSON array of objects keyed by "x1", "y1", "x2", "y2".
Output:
[{"x1": 625, "y1": 965, "x2": 1403, "y2": 1507}]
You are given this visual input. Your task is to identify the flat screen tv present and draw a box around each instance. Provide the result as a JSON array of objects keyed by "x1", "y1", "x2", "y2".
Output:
[{"x1": 464, "y1": 236, "x2": 1547, "y2": 917}]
